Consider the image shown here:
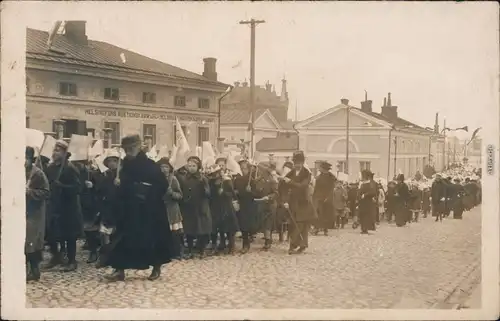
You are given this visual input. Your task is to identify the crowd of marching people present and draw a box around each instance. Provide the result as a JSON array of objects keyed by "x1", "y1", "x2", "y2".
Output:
[{"x1": 24, "y1": 133, "x2": 482, "y2": 283}]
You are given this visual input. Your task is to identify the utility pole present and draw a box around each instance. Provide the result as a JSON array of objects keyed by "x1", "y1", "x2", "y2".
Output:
[{"x1": 240, "y1": 18, "x2": 265, "y2": 160}]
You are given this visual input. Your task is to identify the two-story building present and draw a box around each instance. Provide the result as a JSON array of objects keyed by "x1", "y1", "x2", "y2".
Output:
[
  {"x1": 294, "y1": 93, "x2": 441, "y2": 181},
  {"x1": 26, "y1": 21, "x2": 229, "y2": 149}
]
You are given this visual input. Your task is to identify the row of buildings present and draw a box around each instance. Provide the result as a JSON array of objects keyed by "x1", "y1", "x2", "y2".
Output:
[{"x1": 25, "y1": 21, "x2": 481, "y2": 181}]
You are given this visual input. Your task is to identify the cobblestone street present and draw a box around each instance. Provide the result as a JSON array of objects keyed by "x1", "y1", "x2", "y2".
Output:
[{"x1": 26, "y1": 206, "x2": 481, "y2": 309}]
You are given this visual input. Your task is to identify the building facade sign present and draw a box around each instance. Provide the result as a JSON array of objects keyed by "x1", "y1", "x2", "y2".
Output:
[{"x1": 84, "y1": 109, "x2": 215, "y2": 122}]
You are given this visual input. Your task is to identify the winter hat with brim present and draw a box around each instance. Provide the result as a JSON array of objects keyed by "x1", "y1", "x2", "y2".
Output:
[
  {"x1": 319, "y1": 161, "x2": 332, "y2": 171},
  {"x1": 103, "y1": 149, "x2": 121, "y2": 168},
  {"x1": 187, "y1": 156, "x2": 202, "y2": 169},
  {"x1": 55, "y1": 139, "x2": 69, "y2": 150}
]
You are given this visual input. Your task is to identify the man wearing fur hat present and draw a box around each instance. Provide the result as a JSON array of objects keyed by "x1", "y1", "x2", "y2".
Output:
[
  {"x1": 282, "y1": 151, "x2": 316, "y2": 254},
  {"x1": 104, "y1": 135, "x2": 176, "y2": 281},
  {"x1": 42, "y1": 140, "x2": 83, "y2": 272},
  {"x1": 312, "y1": 161, "x2": 336, "y2": 235},
  {"x1": 25, "y1": 147, "x2": 50, "y2": 281}
]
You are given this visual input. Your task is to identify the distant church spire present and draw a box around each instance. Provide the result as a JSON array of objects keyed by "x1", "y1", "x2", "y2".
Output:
[{"x1": 434, "y1": 112, "x2": 439, "y2": 134}]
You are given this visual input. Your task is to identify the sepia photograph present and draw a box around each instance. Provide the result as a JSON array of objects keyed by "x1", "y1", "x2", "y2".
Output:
[{"x1": 1, "y1": 1, "x2": 499, "y2": 320}]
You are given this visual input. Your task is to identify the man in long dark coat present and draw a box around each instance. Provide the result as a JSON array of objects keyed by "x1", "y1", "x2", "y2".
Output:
[
  {"x1": 25, "y1": 147, "x2": 50, "y2": 281},
  {"x1": 393, "y1": 174, "x2": 410, "y2": 227},
  {"x1": 312, "y1": 161, "x2": 336, "y2": 235},
  {"x1": 43, "y1": 140, "x2": 83, "y2": 272},
  {"x1": 282, "y1": 151, "x2": 316, "y2": 254},
  {"x1": 451, "y1": 178, "x2": 465, "y2": 219},
  {"x1": 105, "y1": 134, "x2": 176, "y2": 282}
]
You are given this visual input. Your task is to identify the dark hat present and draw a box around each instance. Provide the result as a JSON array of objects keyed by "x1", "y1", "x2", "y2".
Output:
[
  {"x1": 238, "y1": 159, "x2": 249, "y2": 166},
  {"x1": 55, "y1": 139, "x2": 69, "y2": 150},
  {"x1": 397, "y1": 173, "x2": 405, "y2": 181},
  {"x1": 319, "y1": 161, "x2": 332, "y2": 171},
  {"x1": 454, "y1": 178, "x2": 461, "y2": 183},
  {"x1": 283, "y1": 161, "x2": 293, "y2": 170},
  {"x1": 121, "y1": 134, "x2": 141, "y2": 148},
  {"x1": 361, "y1": 169, "x2": 372, "y2": 179},
  {"x1": 25, "y1": 146, "x2": 35, "y2": 160},
  {"x1": 292, "y1": 150, "x2": 305, "y2": 163},
  {"x1": 156, "y1": 157, "x2": 173, "y2": 171}
]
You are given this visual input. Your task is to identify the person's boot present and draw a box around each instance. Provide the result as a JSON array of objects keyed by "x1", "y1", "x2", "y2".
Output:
[
  {"x1": 240, "y1": 236, "x2": 250, "y2": 254},
  {"x1": 148, "y1": 265, "x2": 161, "y2": 281},
  {"x1": 86, "y1": 251, "x2": 98, "y2": 264},
  {"x1": 27, "y1": 261, "x2": 41, "y2": 282},
  {"x1": 41, "y1": 252, "x2": 62, "y2": 270},
  {"x1": 61, "y1": 261, "x2": 77, "y2": 272},
  {"x1": 262, "y1": 239, "x2": 271, "y2": 251},
  {"x1": 105, "y1": 269, "x2": 125, "y2": 282}
]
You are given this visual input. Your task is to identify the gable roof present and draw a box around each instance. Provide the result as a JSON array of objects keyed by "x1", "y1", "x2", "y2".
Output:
[
  {"x1": 220, "y1": 109, "x2": 267, "y2": 125},
  {"x1": 256, "y1": 133, "x2": 299, "y2": 152},
  {"x1": 223, "y1": 85, "x2": 285, "y2": 107},
  {"x1": 220, "y1": 108, "x2": 282, "y2": 130},
  {"x1": 26, "y1": 28, "x2": 228, "y2": 87},
  {"x1": 297, "y1": 102, "x2": 432, "y2": 134}
]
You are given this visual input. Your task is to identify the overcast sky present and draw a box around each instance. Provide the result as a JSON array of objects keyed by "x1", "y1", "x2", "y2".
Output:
[{"x1": 24, "y1": 2, "x2": 498, "y2": 139}]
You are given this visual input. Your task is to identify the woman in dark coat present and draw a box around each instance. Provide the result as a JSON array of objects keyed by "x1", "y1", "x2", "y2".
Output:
[
  {"x1": 105, "y1": 135, "x2": 175, "y2": 282},
  {"x1": 25, "y1": 147, "x2": 50, "y2": 281},
  {"x1": 357, "y1": 170, "x2": 377, "y2": 234},
  {"x1": 157, "y1": 157, "x2": 184, "y2": 259},
  {"x1": 253, "y1": 162, "x2": 279, "y2": 250},
  {"x1": 43, "y1": 140, "x2": 83, "y2": 272},
  {"x1": 312, "y1": 161, "x2": 336, "y2": 235},
  {"x1": 394, "y1": 174, "x2": 410, "y2": 227},
  {"x1": 451, "y1": 178, "x2": 465, "y2": 219},
  {"x1": 208, "y1": 162, "x2": 239, "y2": 255},
  {"x1": 233, "y1": 160, "x2": 258, "y2": 254},
  {"x1": 95, "y1": 149, "x2": 121, "y2": 268},
  {"x1": 274, "y1": 162, "x2": 293, "y2": 242},
  {"x1": 408, "y1": 183, "x2": 422, "y2": 222},
  {"x1": 177, "y1": 156, "x2": 212, "y2": 259},
  {"x1": 75, "y1": 160, "x2": 101, "y2": 264}
]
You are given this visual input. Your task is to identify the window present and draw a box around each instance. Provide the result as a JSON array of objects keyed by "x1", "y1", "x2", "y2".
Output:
[
  {"x1": 26, "y1": 116, "x2": 30, "y2": 128},
  {"x1": 174, "y1": 95, "x2": 186, "y2": 107},
  {"x1": 359, "y1": 161, "x2": 371, "y2": 172},
  {"x1": 173, "y1": 125, "x2": 187, "y2": 144},
  {"x1": 142, "y1": 92, "x2": 156, "y2": 104},
  {"x1": 53, "y1": 119, "x2": 86, "y2": 138},
  {"x1": 104, "y1": 121, "x2": 120, "y2": 145},
  {"x1": 143, "y1": 124, "x2": 157, "y2": 146},
  {"x1": 104, "y1": 87, "x2": 120, "y2": 100},
  {"x1": 87, "y1": 128, "x2": 95, "y2": 138},
  {"x1": 59, "y1": 82, "x2": 77, "y2": 96},
  {"x1": 198, "y1": 98, "x2": 210, "y2": 109},
  {"x1": 197, "y1": 127, "x2": 209, "y2": 146},
  {"x1": 336, "y1": 161, "x2": 347, "y2": 174}
]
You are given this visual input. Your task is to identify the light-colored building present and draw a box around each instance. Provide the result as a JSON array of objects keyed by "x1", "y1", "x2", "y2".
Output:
[
  {"x1": 26, "y1": 21, "x2": 229, "y2": 148},
  {"x1": 294, "y1": 93, "x2": 441, "y2": 181}
]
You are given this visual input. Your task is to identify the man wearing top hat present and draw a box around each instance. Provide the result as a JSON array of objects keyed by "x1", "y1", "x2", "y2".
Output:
[
  {"x1": 281, "y1": 151, "x2": 316, "y2": 254},
  {"x1": 42, "y1": 140, "x2": 83, "y2": 272},
  {"x1": 312, "y1": 161, "x2": 336, "y2": 236},
  {"x1": 104, "y1": 134, "x2": 176, "y2": 281}
]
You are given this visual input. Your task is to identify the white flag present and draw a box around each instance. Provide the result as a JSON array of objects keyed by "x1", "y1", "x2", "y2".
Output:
[
  {"x1": 26, "y1": 128, "x2": 45, "y2": 150},
  {"x1": 157, "y1": 145, "x2": 169, "y2": 160},
  {"x1": 147, "y1": 144, "x2": 158, "y2": 161},
  {"x1": 226, "y1": 151, "x2": 242, "y2": 176},
  {"x1": 173, "y1": 118, "x2": 190, "y2": 169},
  {"x1": 40, "y1": 135, "x2": 57, "y2": 159},
  {"x1": 68, "y1": 134, "x2": 92, "y2": 161},
  {"x1": 89, "y1": 139, "x2": 104, "y2": 159}
]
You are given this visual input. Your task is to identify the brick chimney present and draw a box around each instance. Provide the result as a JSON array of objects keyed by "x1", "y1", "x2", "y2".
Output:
[
  {"x1": 381, "y1": 92, "x2": 398, "y2": 120},
  {"x1": 360, "y1": 90, "x2": 373, "y2": 113},
  {"x1": 341, "y1": 98, "x2": 349, "y2": 105},
  {"x1": 202, "y1": 57, "x2": 217, "y2": 81},
  {"x1": 64, "y1": 21, "x2": 88, "y2": 45}
]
